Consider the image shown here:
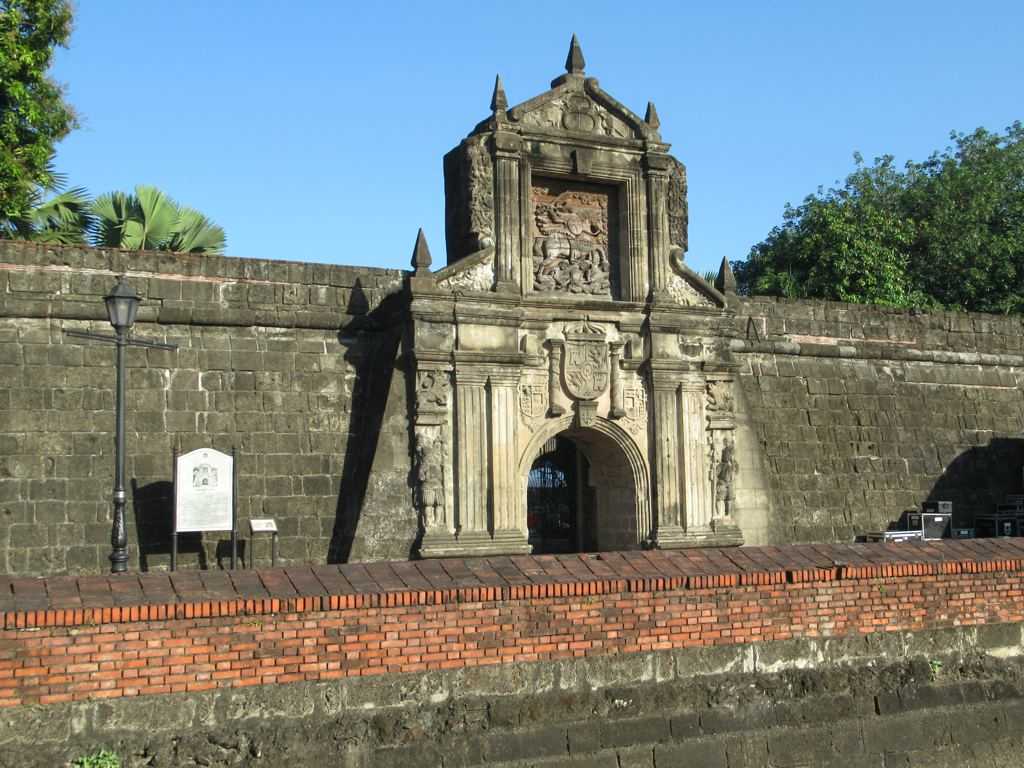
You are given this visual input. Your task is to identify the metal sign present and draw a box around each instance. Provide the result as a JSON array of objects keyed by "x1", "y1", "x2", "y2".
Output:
[{"x1": 172, "y1": 447, "x2": 237, "y2": 569}]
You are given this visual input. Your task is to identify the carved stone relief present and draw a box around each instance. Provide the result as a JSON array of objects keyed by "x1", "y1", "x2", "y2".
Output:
[
  {"x1": 531, "y1": 180, "x2": 614, "y2": 297},
  {"x1": 519, "y1": 94, "x2": 633, "y2": 138},
  {"x1": 466, "y1": 139, "x2": 495, "y2": 251},
  {"x1": 623, "y1": 384, "x2": 648, "y2": 434},
  {"x1": 417, "y1": 370, "x2": 450, "y2": 409},
  {"x1": 562, "y1": 320, "x2": 609, "y2": 400},
  {"x1": 666, "y1": 274, "x2": 714, "y2": 307},
  {"x1": 711, "y1": 431, "x2": 738, "y2": 521},
  {"x1": 438, "y1": 251, "x2": 494, "y2": 292},
  {"x1": 706, "y1": 380, "x2": 734, "y2": 416},
  {"x1": 415, "y1": 428, "x2": 447, "y2": 530},
  {"x1": 667, "y1": 157, "x2": 688, "y2": 252},
  {"x1": 518, "y1": 383, "x2": 546, "y2": 423}
]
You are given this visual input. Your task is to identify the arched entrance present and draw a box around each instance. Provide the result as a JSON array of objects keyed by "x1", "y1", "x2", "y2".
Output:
[{"x1": 521, "y1": 418, "x2": 648, "y2": 553}]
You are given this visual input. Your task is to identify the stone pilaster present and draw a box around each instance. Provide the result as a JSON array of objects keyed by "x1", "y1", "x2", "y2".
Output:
[
  {"x1": 650, "y1": 373, "x2": 685, "y2": 547},
  {"x1": 455, "y1": 367, "x2": 489, "y2": 539},
  {"x1": 414, "y1": 366, "x2": 458, "y2": 559},
  {"x1": 623, "y1": 180, "x2": 648, "y2": 302},
  {"x1": 644, "y1": 153, "x2": 672, "y2": 300},
  {"x1": 492, "y1": 131, "x2": 522, "y2": 292},
  {"x1": 680, "y1": 376, "x2": 711, "y2": 531},
  {"x1": 488, "y1": 369, "x2": 523, "y2": 539}
]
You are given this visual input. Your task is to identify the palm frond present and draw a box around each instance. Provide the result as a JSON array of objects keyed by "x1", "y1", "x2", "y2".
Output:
[{"x1": 171, "y1": 207, "x2": 225, "y2": 254}]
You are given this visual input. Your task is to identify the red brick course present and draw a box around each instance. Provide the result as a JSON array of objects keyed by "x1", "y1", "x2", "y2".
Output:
[{"x1": 1, "y1": 540, "x2": 1024, "y2": 708}]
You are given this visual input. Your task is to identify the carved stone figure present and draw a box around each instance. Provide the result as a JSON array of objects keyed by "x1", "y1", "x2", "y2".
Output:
[
  {"x1": 713, "y1": 433, "x2": 738, "y2": 520},
  {"x1": 415, "y1": 431, "x2": 447, "y2": 529},
  {"x1": 442, "y1": 136, "x2": 495, "y2": 262},
  {"x1": 562, "y1": 320, "x2": 609, "y2": 400},
  {"x1": 531, "y1": 183, "x2": 613, "y2": 297}
]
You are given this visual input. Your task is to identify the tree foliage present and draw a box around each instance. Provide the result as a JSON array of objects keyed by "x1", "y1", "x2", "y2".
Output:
[
  {"x1": 0, "y1": 0, "x2": 76, "y2": 227},
  {"x1": 736, "y1": 123, "x2": 1024, "y2": 313},
  {"x1": 91, "y1": 185, "x2": 225, "y2": 254}
]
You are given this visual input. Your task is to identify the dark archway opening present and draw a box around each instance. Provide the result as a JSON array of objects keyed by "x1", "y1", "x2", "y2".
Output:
[{"x1": 527, "y1": 436, "x2": 596, "y2": 554}]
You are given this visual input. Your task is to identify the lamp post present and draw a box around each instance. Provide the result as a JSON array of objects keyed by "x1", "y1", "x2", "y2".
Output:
[
  {"x1": 65, "y1": 275, "x2": 177, "y2": 574},
  {"x1": 105, "y1": 277, "x2": 140, "y2": 573}
]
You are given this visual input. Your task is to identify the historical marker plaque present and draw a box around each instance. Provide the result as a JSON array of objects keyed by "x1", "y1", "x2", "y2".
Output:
[
  {"x1": 176, "y1": 448, "x2": 233, "y2": 532},
  {"x1": 172, "y1": 447, "x2": 237, "y2": 569}
]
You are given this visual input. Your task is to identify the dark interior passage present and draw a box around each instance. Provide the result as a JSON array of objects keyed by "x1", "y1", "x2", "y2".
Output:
[{"x1": 526, "y1": 436, "x2": 596, "y2": 554}]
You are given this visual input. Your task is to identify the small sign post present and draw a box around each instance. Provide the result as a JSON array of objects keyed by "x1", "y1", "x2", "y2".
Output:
[{"x1": 172, "y1": 447, "x2": 237, "y2": 570}]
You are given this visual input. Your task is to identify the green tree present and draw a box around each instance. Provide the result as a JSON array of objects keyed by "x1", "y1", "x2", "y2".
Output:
[
  {"x1": 736, "y1": 122, "x2": 1024, "y2": 313},
  {"x1": 0, "y1": 0, "x2": 77, "y2": 229},
  {"x1": 91, "y1": 185, "x2": 225, "y2": 254}
]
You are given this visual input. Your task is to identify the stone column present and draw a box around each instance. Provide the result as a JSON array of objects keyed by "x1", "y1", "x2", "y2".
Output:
[
  {"x1": 680, "y1": 375, "x2": 711, "y2": 532},
  {"x1": 492, "y1": 131, "x2": 522, "y2": 292},
  {"x1": 488, "y1": 369, "x2": 529, "y2": 551},
  {"x1": 609, "y1": 341, "x2": 625, "y2": 419},
  {"x1": 414, "y1": 367, "x2": 458, "y2": 559},
  {"x1": 547, "y1": 340, "x2": 566, "y2": 416},
  {"x1": 644, "y1": 153, "x2": 672, "y2": 299},
  {"x1": 650, "y1": 372, "x2": 686, "y2": 547},
  {"x1": 455, "y1": 367, "x2": 489, "y2": 540}
]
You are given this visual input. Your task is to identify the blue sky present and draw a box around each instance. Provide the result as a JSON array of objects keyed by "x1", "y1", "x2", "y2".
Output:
[{"x1": 51, "y1": 1, "x2": 1022, "y2": 278}]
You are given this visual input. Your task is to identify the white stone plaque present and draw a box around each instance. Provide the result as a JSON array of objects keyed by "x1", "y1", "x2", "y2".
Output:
[{"x1": 175, "y1": 448, "x2": 234, "y2": 533}]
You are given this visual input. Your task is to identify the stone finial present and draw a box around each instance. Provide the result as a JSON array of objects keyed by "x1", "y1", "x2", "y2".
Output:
[
  {"x1": 411, "y1": 228, "x2": 432, "y2": 275},
  {"x1": 645, "y1": 101, "x2": 660, "y2": 130},
  {"x1": 490, "y1": 74, "x2": 508, "y2": 114},
  {"x1": 714, "y1": 256, "x2": 737, "y2": 295},
  {"x1": 565, "y1": 33, "x2": 586, "y2": 75}
]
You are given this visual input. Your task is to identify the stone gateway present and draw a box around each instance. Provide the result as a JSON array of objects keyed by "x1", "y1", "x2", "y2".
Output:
[{"x1": 421, "y1": 36, "x2": 740, "y2": 558}]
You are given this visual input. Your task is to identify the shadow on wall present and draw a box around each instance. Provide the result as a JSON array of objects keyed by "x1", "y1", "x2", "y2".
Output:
[
  {"x1": 926, "y1": 438, "x2": 1024, "y2": 525},
  {"x1": 327, "y1": 279, "x2": 404, "y2": 564},
  {"x1": 130, "y1": 479, "x2": 206, "y2": 571}
]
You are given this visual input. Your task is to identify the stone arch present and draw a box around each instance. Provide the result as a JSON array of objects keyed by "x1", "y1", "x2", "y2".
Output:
[{"x1": 518, "y1": 415, "x2": 651, "y2": 550}]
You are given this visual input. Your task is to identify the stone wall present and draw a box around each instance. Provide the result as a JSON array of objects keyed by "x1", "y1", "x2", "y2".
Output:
[
  {"x1": 0, "y1": 241, "x2": 415, "y2": 576},
  {"x1": 731, "y1": 295, "x2": 1024, "y2": 544},
  {"x1": 3, "y1": 543, "x2": 1024, "y2": 766}
]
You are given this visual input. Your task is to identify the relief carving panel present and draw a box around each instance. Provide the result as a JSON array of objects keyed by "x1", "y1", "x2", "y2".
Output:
[
  {"x1": 531, "y1": 179, "x2": 616, "y2": 297},
  {"x1": 519, "y1": 94, "x2": 633, "y2": 138}
]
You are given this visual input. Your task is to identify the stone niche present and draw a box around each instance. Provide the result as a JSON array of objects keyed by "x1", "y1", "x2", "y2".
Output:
[{"x1": 413, "y1": 36, "x2": 740, "y2": 558}]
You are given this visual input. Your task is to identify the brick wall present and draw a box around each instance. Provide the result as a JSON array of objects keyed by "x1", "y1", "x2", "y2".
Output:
[
  {"x1": 732, "y1": 296, "x2": 1024, "y2": 543},
  {"x1": 2, "y1": 540, "x2": 1024, "y2": 709},
  {"x1": 0, "y1": 241, "x2": 415, "y2": 576}
]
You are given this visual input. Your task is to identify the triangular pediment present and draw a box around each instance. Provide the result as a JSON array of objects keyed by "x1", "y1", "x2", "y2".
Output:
[{"x1": 507, "y1": 79, "x2": 653, "y2": 142}]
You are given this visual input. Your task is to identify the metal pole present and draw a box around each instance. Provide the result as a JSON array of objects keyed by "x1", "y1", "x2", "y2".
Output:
[{"x1": 110, "y1": 327, "x2": 129, "y2": 573}]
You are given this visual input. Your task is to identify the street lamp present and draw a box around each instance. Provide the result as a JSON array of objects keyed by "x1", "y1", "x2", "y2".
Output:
[
  {"x1": 65, "y1": 275, "x2": 176, "y2": 574},
  {"x1": 105, "y1": 276, "x2": 140, "y2": 573}
]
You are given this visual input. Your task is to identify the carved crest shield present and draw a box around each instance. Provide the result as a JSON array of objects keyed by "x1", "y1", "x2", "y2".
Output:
[{"x1": 562, "y1": 321, "x2": 609, "y2": 400}]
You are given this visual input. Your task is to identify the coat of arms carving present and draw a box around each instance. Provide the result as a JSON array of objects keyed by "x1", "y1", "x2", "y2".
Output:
[
  {"x1": 519, "y1": 383, "x2": 546, "y2": 422},
  {"x1": 562, "y1": 320, "x2": 609, "y2": 401}
]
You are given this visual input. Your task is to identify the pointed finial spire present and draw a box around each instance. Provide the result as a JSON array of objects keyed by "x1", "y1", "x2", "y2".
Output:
[
  {"x1": 411, "y1": 228, "x2": 432, "y2": 275},
  {"x1": 490, "y1": 74, "x2": 508, "y2": 114},
  {"x1": 645, "y1": 101, "x2": 660, "y2": 129},
  {"x1": 565, "y1": 33, "x2": 585, "y2": 75},
  {"x1": 714, "y1": 256, "x2": 737, "y2": 295}
]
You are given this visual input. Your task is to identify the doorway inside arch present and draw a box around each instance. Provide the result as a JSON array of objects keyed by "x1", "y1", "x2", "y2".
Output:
[
  {"x1": 527, "y1": 436, "x2": 596, "y2": 554},
  {"x1": 525, "y1": 427, "x2": 641, "y2": 554}
]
